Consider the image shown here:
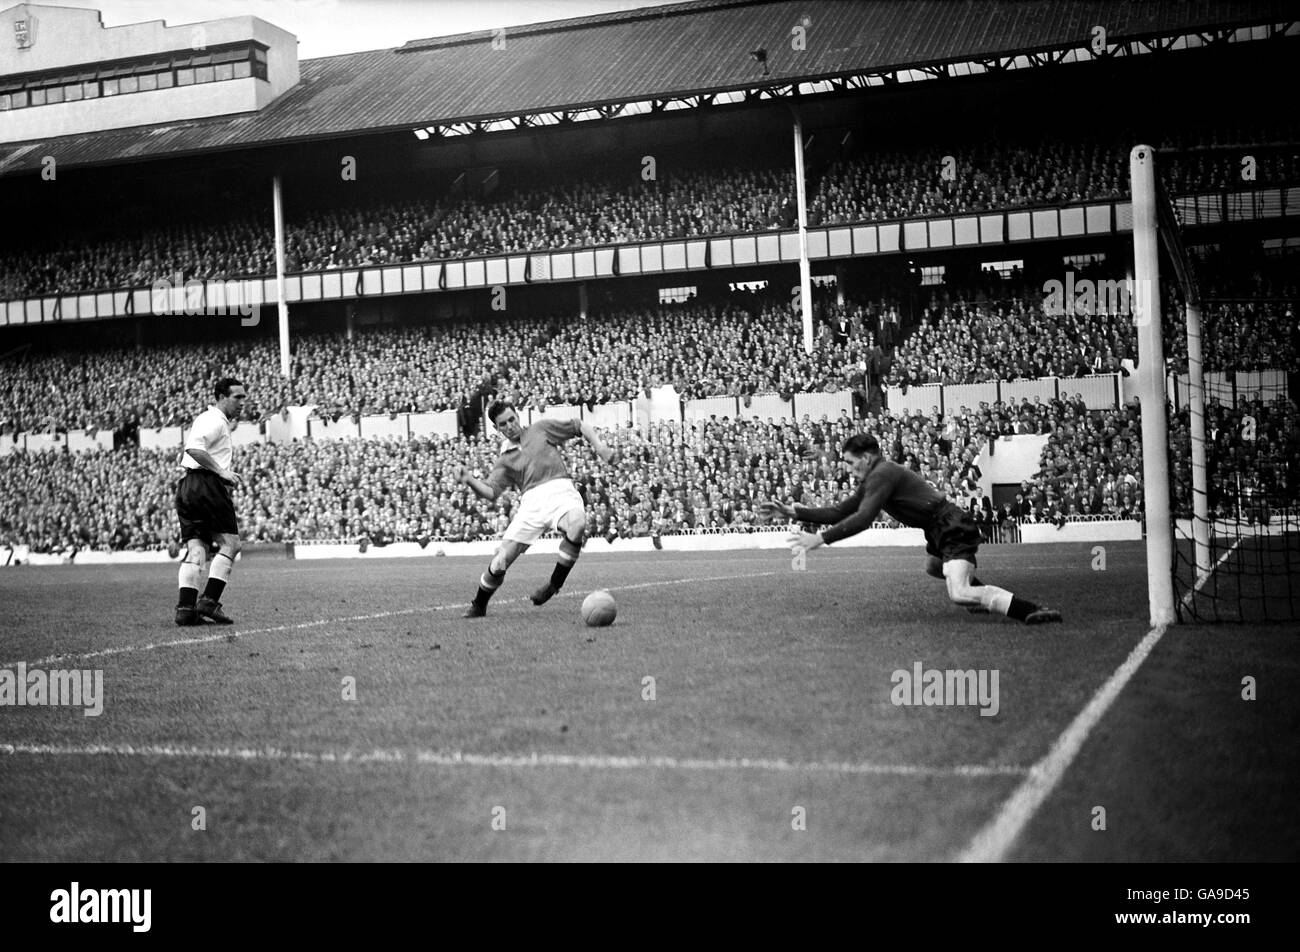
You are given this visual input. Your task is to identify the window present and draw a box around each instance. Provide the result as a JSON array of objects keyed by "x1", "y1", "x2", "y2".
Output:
[
  {"x1": 981, "y1": 259, "x2": 1024, "y2": 279},
  {"x1": 728, "y1": 280, "x2": 769, "y2": 291},
  {"x1": 3, "y1": 43, "x2": 261, "y2": 109},
  {"x1": 1063, "y1": 253, "x2": 1106, "y2": 268},
  {"x1": 658, "y1": 286, "x2": 697, "y2": 304},
  {"x1": 811, "y1": 274, "x2": 839, "y2": 287},
  {"x1": 919, "y1": 265, "x2": 946, "y2": 286},
  {"x1": 0, "y1": 94, "x2": 9, "y2": 111}
]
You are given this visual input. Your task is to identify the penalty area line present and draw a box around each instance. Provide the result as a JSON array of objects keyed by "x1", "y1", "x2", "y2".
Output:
[
  {"x1": 0, "y1": 742, "x2": 1029, "y2": 778},
  {"x1": 956, "y1": 539, "x2": 1243, "y2": 863},
  {"x1": 6, "y1": 570, "x2": 786, "y2": 668}
]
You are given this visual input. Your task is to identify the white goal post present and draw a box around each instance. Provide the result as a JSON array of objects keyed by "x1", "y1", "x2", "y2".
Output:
[{"x1": 1129, "y1": 145, "x2": 1177, "y2": 627}]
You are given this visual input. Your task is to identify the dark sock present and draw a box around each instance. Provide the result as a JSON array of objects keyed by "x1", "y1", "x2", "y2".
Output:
[
  {"x1": 549, "y1": 537, "x2": 582, "y2": 591},
  {"x1": 202, "y1": 578, "x2": 227, "y2": 602},
  {"x1": 549, "y1": 561, "x2": 574, "y2": 590},
  {"x1": 178, "y1": 587, "x2": 198, "y2": 609},
  {"x1": 474, "y1": 567, "x2": 505, "y2": 607},
  {"x1": 972, "y1": 576, "x2": 984, "y2": 587},
  {"x1": 1007, "y1": 595, "x2": 1039, "y2": 622}
]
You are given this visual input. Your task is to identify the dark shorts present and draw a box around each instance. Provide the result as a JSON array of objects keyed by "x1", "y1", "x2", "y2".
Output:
[
  {"x1": 175, "y1": 469, "x2": 238, "y2": 545},
  {"x1": 924, "y1": 503, "x2": 981, "y2": 566}
]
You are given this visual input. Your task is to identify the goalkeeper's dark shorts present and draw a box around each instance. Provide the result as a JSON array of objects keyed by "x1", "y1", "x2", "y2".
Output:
[
  {"x1": 923, "y1": 503, "x2": 981, "y2": 567},
  {"x1": 175, "y1": 469, "x2": 238, "y2": 545}
]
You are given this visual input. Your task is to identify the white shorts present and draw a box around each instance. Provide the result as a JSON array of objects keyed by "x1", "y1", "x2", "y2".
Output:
[{"x1": 504, "y1": 478, "x2": 585, "y2": 544}]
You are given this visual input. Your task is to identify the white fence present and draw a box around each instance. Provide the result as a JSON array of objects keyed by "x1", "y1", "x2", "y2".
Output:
[{"x1": 3, "y1": 366, "x2": 1288, "y2": 459}]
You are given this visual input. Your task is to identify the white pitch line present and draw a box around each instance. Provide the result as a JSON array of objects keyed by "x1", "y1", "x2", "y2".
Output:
[
  {"x1": 5, "y1": 570, "x2": 784, "y2": 668},
  {"x1": 0, "y1": 741, "x2": 1028, "y2": 778},
  {"x1": 956, "y1": 539, "x2": 1243, "y2": 863}
]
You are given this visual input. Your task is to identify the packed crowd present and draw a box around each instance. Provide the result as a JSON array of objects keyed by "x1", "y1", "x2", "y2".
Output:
[
  {"x1": 886, "y1": 286, "x2": 1137, "y2": 386},
  {"x1": 0, "y1": 298, "x2": 902, "y2": 434},
  {"x1": 8, "y1": 275, "x2": 1295, "y2": 438},
  {"x1": 3, "y1": 127, "x2": 1295, "y2": 300},
  {"x1": 6, "y1": 385, "x2": 1297, "y2": 553},
  {"x1": 0, "y1": 409, "x2": 989, "y2": 552}
]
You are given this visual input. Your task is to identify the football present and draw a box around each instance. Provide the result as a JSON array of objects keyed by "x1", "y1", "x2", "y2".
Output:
[{"x1": 580, "y1": 589, "x2": 617, "y2": 627}]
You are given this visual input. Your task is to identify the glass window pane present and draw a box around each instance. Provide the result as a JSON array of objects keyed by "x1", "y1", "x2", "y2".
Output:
[
  {"x1": 31, "y1": 88, "x2": 46, "y2": 105},
  {"x1": 194, "y1": 65, "x2": 214, "y2": 83},
  {"x1": 233, "y1": 61, "x2": 251, "y2": 79},
  {"x1": 177, "y1": 68, "x2": 194, "y2": 86},
  {"x1": 46, "y1": 86, "x2": 64, "y2": 103},
  {"x1": 102, "y1": 79, "x2": 119, "y2": 96},
  {"x1": 139, "y1": 73, "x2": 157, "y2": 91},
  {"x1": 119, "y1": 76, "x2": 138, "y2": 94},
  {"x1": 0, "y1": 95, "x2": 9, "y2": 111},
  {"x1": 253, "y1": 47, "x2": 267, "y2": 62},
  {"x1": 65, "y1": 83, "x2": 83, "y2": 101},
  {"x1": 215, "y1": 62, "x2": 233, "y2": 81},
  {"x1": 157, "y1": 72, "x2": 174, "y2": 88}
]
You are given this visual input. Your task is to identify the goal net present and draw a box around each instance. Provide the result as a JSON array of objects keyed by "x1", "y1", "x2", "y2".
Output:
[{"x1": 1131, "y1": 145, "x2": 1299, "y2": 624}]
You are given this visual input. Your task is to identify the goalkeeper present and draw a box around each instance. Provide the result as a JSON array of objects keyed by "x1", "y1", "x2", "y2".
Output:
[{"x1": 759, "y1": 434, "x2": 1062, "y2": 625}]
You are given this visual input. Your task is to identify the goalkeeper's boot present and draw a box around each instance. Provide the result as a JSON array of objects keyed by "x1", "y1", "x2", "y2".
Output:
[
  {"x1": 530, "y1": 582, "x2": 559, "y2": 606},
  {"x1": 463, "y1": 601, "x2": 487, "y2": 619},
  {"x1": 195, "y1": 596, "x2": 234, "y2": 625},
  {"x1": 175, "y1": 607, "x2": 200, "y2": 626},
  {"x1": 1025, "y1": 607, "x2": 1063, "y2": 625}
]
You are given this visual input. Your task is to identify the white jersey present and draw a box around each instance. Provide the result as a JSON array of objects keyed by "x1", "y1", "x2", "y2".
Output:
[{"x1": 182, "y1": 405, "x2": 234, "y2": 471}]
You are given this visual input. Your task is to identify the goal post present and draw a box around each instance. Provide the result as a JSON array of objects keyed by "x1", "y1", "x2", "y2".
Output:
[{"x1": 1129, "y1": 145, "x2": 1177, "y2": 627}]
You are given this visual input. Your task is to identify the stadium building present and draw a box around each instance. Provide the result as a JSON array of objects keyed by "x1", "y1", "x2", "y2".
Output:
[{"x1": 1, "y1": 0, "x2": 1298, "y2": 869}]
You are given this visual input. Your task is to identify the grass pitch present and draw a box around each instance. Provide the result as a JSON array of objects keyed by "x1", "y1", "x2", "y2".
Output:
[{"x1": 1, "y1": 542, "x2": 1296, "y2": 862}]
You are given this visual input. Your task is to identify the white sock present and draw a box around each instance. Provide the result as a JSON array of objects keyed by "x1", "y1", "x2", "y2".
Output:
[
  {"x1": 179, "y1": 560, "x2": 202, "y2": 591},
  {"x1": 979, "y1": 586, "x2": 1014, "y2": 616},
  {"x1": 209, "y1": 552, "x2": 235, "y2": 585}
]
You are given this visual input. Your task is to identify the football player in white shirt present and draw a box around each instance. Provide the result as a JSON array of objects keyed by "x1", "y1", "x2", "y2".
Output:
[{"x1": 174, "y1": 378, "x2": 246, "y2": 626}]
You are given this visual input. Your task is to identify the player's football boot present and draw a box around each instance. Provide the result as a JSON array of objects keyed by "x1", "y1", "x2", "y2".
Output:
[
  {"x1": 1025, "y1": 607, "x2": 1063, "y2": 624},
  {"x1": 530, "y1": 582, "x2": 559, "y2": 606},
  {"x1": 463, "y1": 602, "x2": 487, "y2": 618},
  {"x1": 175, "y1": 607, "x2": 200, "y2": 626},
  {"x1": 195, "y1": 596, "x2": 234, "y2": 625},
  {"x1": 964, "y1": 605, "x2": 991, "y2": 614}
]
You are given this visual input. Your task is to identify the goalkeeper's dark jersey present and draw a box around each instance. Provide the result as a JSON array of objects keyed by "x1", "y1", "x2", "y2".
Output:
[{"x1": 794, "y1": 458, "x2": 948, "y2": 544}]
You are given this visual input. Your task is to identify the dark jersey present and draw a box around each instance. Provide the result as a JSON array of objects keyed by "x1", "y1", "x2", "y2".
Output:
[
  {"x1": 794, "y1": 458, "x2": 947, "y2": 543},
  {"x1": 487, "y1": 418, "x2": 582, "y2": 495}
]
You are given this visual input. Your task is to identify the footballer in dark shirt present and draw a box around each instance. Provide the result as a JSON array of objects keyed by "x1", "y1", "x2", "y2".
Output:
[{"x1": 759, "y1": 434, "x2": 1062, "y2": 624}]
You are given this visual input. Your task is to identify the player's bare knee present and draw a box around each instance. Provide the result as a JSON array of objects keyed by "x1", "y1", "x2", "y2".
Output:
[
  {"x1": 184, "y1": 541, "x2": 206, "y2": 565},
  {"x1": 219, "y1": 536, "x2": 241, "y2": 558}
]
